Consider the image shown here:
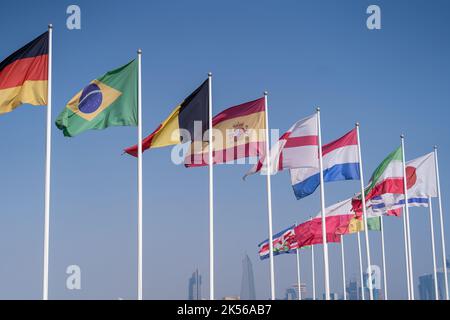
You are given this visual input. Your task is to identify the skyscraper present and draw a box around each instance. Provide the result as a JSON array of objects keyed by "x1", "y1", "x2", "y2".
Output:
[
  {"x1": 419, "y1": 270, "x2": 449, "y2": 300},
  {"x1": 346, "y1": 279, "x2": 359, "y2": 300},
  {"x1": 188, "y1": 269, "x2": 201, "y2": 300},
  {"x1": 240, "y1": 254, "x2": 256, "y2": 300}
]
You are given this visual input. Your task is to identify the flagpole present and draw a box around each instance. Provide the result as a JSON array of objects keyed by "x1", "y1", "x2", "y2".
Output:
[
  {"x1": 137, "y1": 49, "x2": 143, "y2": 300},
  {"x1": 380, "y1": 215, "x2": 388, "y2": 300},
  {"x1": 402, "y1": 206, "x2": 411, "y2": 300},
  {"x1": 341, "y1": 236, "x2": 347, "y2": 300},
  {"x1": 311, "y1": 217, "x2": 316, "y2": 300},
  {"x1": 401, "y1": 135, "x2": 414, "y2": 300},
  {"x1": 295, "y1": 222, "x2": 302, "y2": 300},
  {"x1": 355, "y1": 123, "x2": 373, "y2": 300},
  {"x1": 428, "y1": 197, "x2": 439, "y2": 300},
  {"x1": 316, "y1": 107, "x2": 330, "y2": 300},
  {"x1": 434, "y1": 145, "x2": 449, "y2": 300},
  {"x1": 42, "y1": 23, "x2": 53, "y2": 301},
  {"x1": 264, "y1": 92, "x2": 275, "y2": 300},
  {"x1": 208, "y1": 72, "x2": 215, "y2": 300},
  {"x1": 357, "y1": 232, "x2": 365, "y2": 300}
]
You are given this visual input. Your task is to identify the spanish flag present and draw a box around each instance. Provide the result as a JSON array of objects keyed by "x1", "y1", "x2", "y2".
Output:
[
  {"x1": 124, "y1": 79, "x2": 209, "y2": 157},
  {"x1": 0, "y1": 32, "x2": 48, "y2": 114},
  {"x1": 185, "y1": 97, "x2": 266, "y2": 167}
]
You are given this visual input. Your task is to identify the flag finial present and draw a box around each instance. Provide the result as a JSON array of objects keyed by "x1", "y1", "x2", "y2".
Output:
[
  {"x1": 316, "y1": 107, "x2": 320, "y2": 112},
  {"x1": 355, "y1": 122, "x2": 360, "y2": 127},
  {"x1": 137, "y1": 49, "x2": 142, "y2": 54},
  {"x1": 264, "y1": 91, "x2": 268, "y2": 96},
  {"x1": 400, "y1": 134, "x2": 405, "y2": 139},
  {"x1": 208, "y1": 72, "x2": 212, "y2": 77},
  {"x1": 48, "y1": 24, "x2": 53, "y2": 29},
  {"x1": 434, "y1": 145, "x2": 438, "y2": 150}
]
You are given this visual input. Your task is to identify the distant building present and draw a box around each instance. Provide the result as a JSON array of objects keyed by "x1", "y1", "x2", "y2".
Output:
[
  {"x1": 419, "y1": 270, "x2": 449, "y2": 300},
  {"x1": 362, "y1": 272, "x2": 383, "y2": 300},
  {"x1": 323, "y1": 293, "x2": 339, "y2": 300},
  {"x1": 240, "y1": 254, "x2": 256, "y2": 300},
  {"x1": 346, "y1": 279, "x2": 359, "y2": 300},
  {"x1": 284, "y1": 283, "x2": 307, "y2": 300},
  {"x1": 188, "y1": 269, "x2": 201, "y2": 300}
]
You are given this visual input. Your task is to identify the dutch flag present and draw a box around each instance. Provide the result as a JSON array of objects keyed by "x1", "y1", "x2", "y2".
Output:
[{"x1": 290, "y1": 128, "x2": 360, "y2": 200}]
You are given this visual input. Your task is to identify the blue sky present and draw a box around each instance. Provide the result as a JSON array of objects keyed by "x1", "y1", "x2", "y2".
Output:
[{"x1": 0, "y1": 0, "x2": 449, "y2": 300}]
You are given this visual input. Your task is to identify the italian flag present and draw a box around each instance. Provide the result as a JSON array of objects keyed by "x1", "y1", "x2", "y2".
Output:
[{"x1": 353, "y1": 146, "x2": 403, "y2": 216}]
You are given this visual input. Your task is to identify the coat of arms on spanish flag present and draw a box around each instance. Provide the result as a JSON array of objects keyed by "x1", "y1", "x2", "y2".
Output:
[{"x1": 0, "y1": 31, "x2": 48, "y2": 114}]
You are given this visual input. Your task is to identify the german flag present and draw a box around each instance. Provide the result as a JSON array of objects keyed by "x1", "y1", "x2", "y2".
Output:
[
  {"x1": 0, "y1": 31, "x2": 48, "y2": 115},
  {"x1": 124, "y1": 79, "x2": 209, "y2": 157}
]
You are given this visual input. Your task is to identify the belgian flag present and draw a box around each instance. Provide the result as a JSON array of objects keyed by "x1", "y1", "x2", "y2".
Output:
[
  {"x1": 124, "y1": 79, "x2": 209, "y2": 157},
  {"x1": 0, "y1": 31, "x2": 48, "y2": 114}
]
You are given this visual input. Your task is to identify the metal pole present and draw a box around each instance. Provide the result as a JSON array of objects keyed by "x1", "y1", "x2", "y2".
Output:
[
  {"x1": 316, "y1": 108, "x2": 330, "y2": 300},
  {"x1": 380, "y1": 215, "x2": 388, "y2": 300},
  {"x1": 357, "y1": 232, "x2": 365, "y2": 300},
  {"x1": 311, "y1": 223, "x2": 316, "y2": 300},
  {"x1": 341, "y1": 236, "x2": 347, "y2": 300},
  {"x1": 208, "y1": 73, "x2": 214, "y2": 300},
  {"x1": 401, "y1": 135, "x2": 414, "y2": 300},
  {"x1": 264, "y1": 92, "x2": 275, "y2": 300},
  {"x1": 42, "y1": 24, "x2": 53, "y2": 301},
  {"x1": 137, "y1": 49, "x2": 143, "y2": 300},
  {"x1": 295, "y1": 222, "x2": 302, "y2": 300},
  {"x1": 428, "y1": 197, "x2": 439, "y2": 300},
  {"x1": 402, "y1": 206, "x2": 411, "y2": 300},
  {"x1": 434, "y1": 146, "x2": 449, "y2": 300},
  {"x1": 355, "y1": 123, "x2": 373, "y2": 300}
]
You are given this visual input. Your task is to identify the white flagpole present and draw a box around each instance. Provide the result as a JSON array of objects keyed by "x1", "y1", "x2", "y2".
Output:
[
  {"x1": 208, "y1": 73, "x2": 215, "y2": 300},
  {"x1": 357, "y1": 232, "x2": 365, "y2": 300},
  {"x1": 434, "y1": 145, "x2": 449, "y2": 300},
  {"x1": 355, "y1": 123, "x2": 373, "y2": 300},
  {"x1": 341, "y1": 236, "x2": 347, "y2": 300},
  {"x1": 401, "y1": 135, "x2": 414, "y2": 300},
  {"x1": 137, "y1": 49, "x2": 143, "y2": 300},
  {"x1": 264, "y1": 92, "x2": 275, "y2": 300},
  {"x1": 311, "y1": 217, "x2": 316, "y2": 300},
  {"x1": 316, "y1": 107, "x2": 330, "y2": 300},
  {"x1": 402, "y1": 206, "x2": 411, "y2": 300},
  {"x1": 42, "y1": 24, "x2": 53, "y2": 301},
  {"x1": 380, "y1": 215, "x2": 388, "y2": 300},
  {"x1": 295, "y1": 222, "x2": 302, "y2": 301},
  {"x1": 428, "y1": 197, "x2": 439, "y2": 300}
]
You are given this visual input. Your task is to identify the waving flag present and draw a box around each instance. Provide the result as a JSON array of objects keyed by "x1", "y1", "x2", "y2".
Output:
[
  {"x1": 124, "y1": 79, "x2": 209, "y2": 156},
  {"x1": 56, "y1": 60, "x2": 138, "y2": 137},
  {"x1": 185, "y1": 97, "x2": 266, "y2": 166},
  {"x1": 258, "y1": 225, "x2": 298, "y2": 260},
  {"x1": 0, "y1": 31, "x2": 48, "y2": 114},
  {"x1": 290, "y1": 128, "x2": 360, "y2": 200},
  {"x1": 368, "y1": 152, "x2": 437, "y2": 213},
  {"x1": 244, "y1": 113, "x2": 318, "y2": 178},
  {"x1": 294, "y1": 198, "x2": 381, "y2": 249}
]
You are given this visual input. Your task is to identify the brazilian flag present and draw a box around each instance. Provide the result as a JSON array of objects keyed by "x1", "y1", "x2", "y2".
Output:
[{"x1": 56, "y1": 59, "x2": 138, "y2": 137}]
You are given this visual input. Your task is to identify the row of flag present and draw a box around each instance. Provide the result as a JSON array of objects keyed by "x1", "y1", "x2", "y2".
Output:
[{"x1": 1, "y1": 29, "x2": 448, "y2": 300}]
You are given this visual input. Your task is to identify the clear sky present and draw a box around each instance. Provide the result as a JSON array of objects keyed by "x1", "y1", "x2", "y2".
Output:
[{"x1": 0, "y1": 0, "x2": 449, "y2": 300}]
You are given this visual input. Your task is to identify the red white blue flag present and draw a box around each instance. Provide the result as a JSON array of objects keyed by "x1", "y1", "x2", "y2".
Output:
[{"x1": 290, "y1": 128, "x2": 360, "y2": 200}]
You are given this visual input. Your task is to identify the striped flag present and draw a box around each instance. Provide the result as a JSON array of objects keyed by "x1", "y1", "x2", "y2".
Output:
[
  {"x1": 0, "y1": 31, "x2": 48, "y2": 114},
  {"x1": 244, "y1": 113, "x2": 318, "y2": 178},
  {"x1": 185, "y1": 98, "x2": 266, "y2": 166},
  {"x1": 290, "y1": 128, "x2": 360, "y2": 200}
]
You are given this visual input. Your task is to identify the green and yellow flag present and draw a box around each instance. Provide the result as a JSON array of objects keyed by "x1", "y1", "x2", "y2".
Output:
[{"x1": 56, "y1": 59, "x2": 138, "y2": 137}]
